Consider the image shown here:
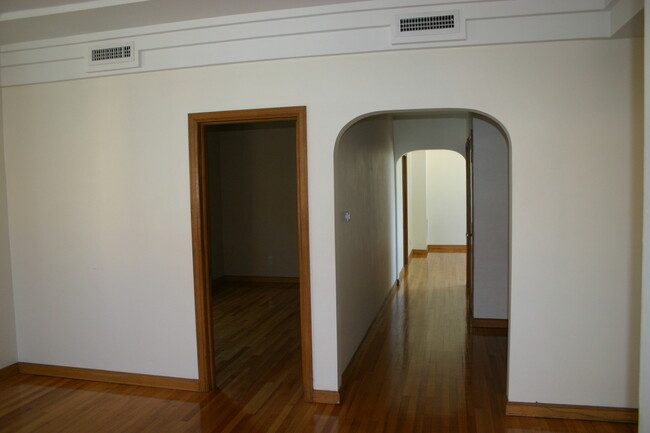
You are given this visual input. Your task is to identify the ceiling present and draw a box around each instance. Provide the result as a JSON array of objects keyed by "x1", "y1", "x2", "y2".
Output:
[{"x1": 0, "y1": 0, "x2": 369, "y2": 44}]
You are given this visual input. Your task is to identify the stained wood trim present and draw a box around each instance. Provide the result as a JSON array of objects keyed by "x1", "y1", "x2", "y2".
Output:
[
  {"x1": 427, "y1": 244, "x2": 467, "y2": 253},
  {"x1": 472, "y1": 318, "x2": 508, "y2": 329},
  {"x1": 410, "y1": 249, "x2": 428, "y2": 259},
  {"x1": 312, "y1": 390, "x2": 341, "y2": 404},
  {"x1": 188, "y1": 106, "x2": 313, "y2": 401},
  {"x1": 18, "y1": 363, "x2": 200, "y2": 391},
  {"x1": 0, "y1": 363, "x2": 19, "y2": 382},
  {"x1": 506, "y1": 401, "x2": 638, "y2": 424},
  {"x1": 188, "y1": 114, "x2": 215, "y2": 392}
]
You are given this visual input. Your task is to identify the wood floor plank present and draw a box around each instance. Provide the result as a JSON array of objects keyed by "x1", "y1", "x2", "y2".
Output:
[{"x1": 0, "y1": 255, "x2": 638, "y2": 432}]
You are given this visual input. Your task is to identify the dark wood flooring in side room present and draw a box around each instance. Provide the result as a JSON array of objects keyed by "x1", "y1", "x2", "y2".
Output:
[{"x1": 0, "y1": 254, "x2": 637, "y2": 432}]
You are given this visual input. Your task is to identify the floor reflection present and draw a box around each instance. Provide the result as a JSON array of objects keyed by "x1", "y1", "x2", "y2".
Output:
[{"x1": 0, "y1": 254, "x2": 637, "y2": 433}]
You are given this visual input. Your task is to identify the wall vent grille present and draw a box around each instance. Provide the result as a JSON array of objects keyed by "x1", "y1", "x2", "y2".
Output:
[
  {"x1": 87, "y1": 41, "x2": 139, "y2": 72},
  {"x1": 91, "y1": 45, "x2": 132, "y2": 63},
  {"x1": 399, "y1": 14, "x2": 455, "y2": 32},
  {"x1": 392, "y1": 10, "x2": 464, "y2": 44}
]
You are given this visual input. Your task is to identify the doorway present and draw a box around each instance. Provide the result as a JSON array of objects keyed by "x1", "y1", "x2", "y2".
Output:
[
  {"x1": 334, "y1": 110, "x2": 510, "y2": 391},
  {"x1": 188, "y1": 107, "x2": 313, "y2": 401}
]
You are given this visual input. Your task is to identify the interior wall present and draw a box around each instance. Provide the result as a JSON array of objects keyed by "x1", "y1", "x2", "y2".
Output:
[
  {"x1": 0, "y1": 88, "x2": 17, "y2": 369},
  {"x1": 393, "y1": 114, "x2": 469, "y2": 161},
  {"x1": 335, "y1": 115, "x2": 396, "y2": 378},
  {"x1": 407, "y1": 151, "x2": 427, "y2": 252},
  {"x1": 395, "y1": 157, "x2": 404, "y2": 273},
  {"x1": 472, "y1": 116, "x2": 509, "y2": 320},
  {"x1": 211, "y1": 123, "x2": 299, "y2": 278},
  {"x1": 640, "y1": 2, "x2": 649, "y2": 429},
  {"x1": 205, "y1": 127, "x2": 224, "y2": 279},
  {"x1": 425, "y1": 150, "x2": 466, "y2": 246},
  {"x1": 1, "y1": 39, "x2": 642, "y2": 406}
]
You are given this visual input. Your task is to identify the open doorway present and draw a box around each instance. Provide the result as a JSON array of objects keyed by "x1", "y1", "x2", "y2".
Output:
[
  {"x1": 334, "y1": 110, "x2": 510, "y2": 392},
  {"x1": 188, "y1": 107, "x2": 313, "y2": 401},
  {"x1": 393, "y1": 113, "x2": 510, "y2": 327}
]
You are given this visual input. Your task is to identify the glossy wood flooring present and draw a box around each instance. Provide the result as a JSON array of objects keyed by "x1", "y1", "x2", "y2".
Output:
[{"x1": 0, "y1": 254, "x2": 637, "y2": 432}]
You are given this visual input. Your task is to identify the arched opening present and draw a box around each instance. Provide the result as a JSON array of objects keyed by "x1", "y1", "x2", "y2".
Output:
[{"x1": 333, "y1": 109, "x2": 511, "y2": 397}]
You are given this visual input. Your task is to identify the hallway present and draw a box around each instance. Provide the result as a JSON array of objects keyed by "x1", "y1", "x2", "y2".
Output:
[{"x1": 0, "y1": 254, "x2": 637, "y2": 432}]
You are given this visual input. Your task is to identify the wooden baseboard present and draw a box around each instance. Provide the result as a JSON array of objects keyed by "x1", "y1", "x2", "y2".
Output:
[
  {"x1": 472, "y1": 318, "x2": 508, "y2": 329},
  {"x1": 427, "y1": 245, "x2": 467, "y2": 253},
  {"x1": 312, "y1": 390, "x2": 340, "y2": 404},
  {"x1": 409, "y1": 249, "x2": 428, "y2": 259},
  {"x1": 18, "y1": 363, "x2": 200, "y2": 391},
  {"x1": 0, "y1": 363, "x2": 19, "y2": 381},
  {"x1": 506, "y1": 401, "x2": 638, "y2": 424}
]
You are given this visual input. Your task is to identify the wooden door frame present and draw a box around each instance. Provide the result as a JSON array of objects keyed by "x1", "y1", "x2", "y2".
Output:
[{"x1": 188, "y1": 106, "x2": 313, "y2": 401}]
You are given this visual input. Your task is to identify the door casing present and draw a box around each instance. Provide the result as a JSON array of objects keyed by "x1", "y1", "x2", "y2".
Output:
[{"x1": 187, "y1": 106, "x2": 313, "y2": 400}]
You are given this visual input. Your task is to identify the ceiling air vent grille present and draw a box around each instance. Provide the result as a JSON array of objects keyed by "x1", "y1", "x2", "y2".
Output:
[
  {"x1": 392, "y1": 10, "x2": 464, "y2": 44},
  {"x1": 91, "y1": 45, "x2": 132, "y2": 63},
  {"x1": 86, "y1": 41, "x2": 139, "y2": 73},
  {"x1": 400, "y1": 14, "x2": 455, "y2": 32}
]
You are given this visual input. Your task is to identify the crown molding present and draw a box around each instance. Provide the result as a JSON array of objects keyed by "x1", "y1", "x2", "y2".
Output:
[{"x1": 0, "y1": 0, "x2": 638, "y2": 87}]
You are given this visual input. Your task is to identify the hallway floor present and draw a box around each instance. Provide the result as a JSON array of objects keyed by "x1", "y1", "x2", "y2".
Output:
[{"x1": 0, "y1": 254, "x2": 637, "y2": 432}]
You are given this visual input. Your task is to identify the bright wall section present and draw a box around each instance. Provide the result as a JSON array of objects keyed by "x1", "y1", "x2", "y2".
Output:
[
  {"x1": 0, "y1": 88, "x2": 17, "y2": 369},
  {"x1": 334, "y1": 115, "x2": 396, "y2": 378},
  {"x1": 426, "y1": 150, "x2": 466, "y2": 247},
  {"x1": 1, "y1": 39, "x2": 642, "y2": 407}
]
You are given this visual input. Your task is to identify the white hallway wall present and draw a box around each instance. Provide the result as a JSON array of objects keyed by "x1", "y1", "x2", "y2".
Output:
[
  {"x1": 334, "y1": 115, "x2": 396, "y2": 378},
  {"x1": 425, "y1": 150, "x2": 466, "y2": 246},
  {"x1": 1, "y1": 38, "x2": 642, "y2": 408},
  {"x1": 407, "y1": 151, "x2": 428, "y2": 252},
  {"x1": 0, "y1": 85, "x2": 17, "y2": 369},
  {"x1": 473, "y1": 116, "x2": 509, "y2": 320}
]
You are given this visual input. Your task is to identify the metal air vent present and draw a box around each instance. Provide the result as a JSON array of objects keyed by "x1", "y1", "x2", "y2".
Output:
[
  {"x1": 392, "y1": 10, "x2": 465, "y2": 44},
  {"x1": 400, "y1": 14, "x2": 455, "y2": 32},
  {"x1": 91, "y1": 45, "x2": 132, "y2": 63},
  {"x1": 86, "y1": 42, "x2": 139, "y2": 72}
]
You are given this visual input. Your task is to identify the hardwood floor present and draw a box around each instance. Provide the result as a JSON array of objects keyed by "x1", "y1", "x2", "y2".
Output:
[{"x1": 0, "y1": 254, "x2": 637, "y2": 432}]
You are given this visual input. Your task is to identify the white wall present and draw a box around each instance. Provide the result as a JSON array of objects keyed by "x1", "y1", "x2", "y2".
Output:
[
  {"x1": 473, "y1": 116, "x2": 509, "y2": 320},
  {"x1": 1, "y1": 39, "x2": 642, "y2": 406},
  {"x1": 640, "y1": 1, "x2": 649, "y2": 429},
  {"x1": 212, "y1": 123, "x2": 299, "y2": 278},
  {"x1": 0, "y1": 88, "x2": 17, "y2": 369},
  {"x1": 395, "y1": 157, "x2": 404, "y2": 272},
  {"x1": 393, "y1": 114, "x2": 468, "y2": 161},
  {"x1": 334, "y1": 115, "x2": 396, "y2": 378},
  {"x1": 425, "y1": 150, "x2": 466, "y2": 246},
  {"x1": 407, "y1": 151, "x2": 428, "y2": 252}
]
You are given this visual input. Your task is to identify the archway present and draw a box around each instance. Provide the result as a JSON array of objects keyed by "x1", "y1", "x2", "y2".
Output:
[{"x1": 333, "y1": 109, "x2": 511, "y2": 390}]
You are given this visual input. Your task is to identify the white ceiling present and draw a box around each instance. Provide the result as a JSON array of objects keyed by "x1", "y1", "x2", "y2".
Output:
[
  {"x1": 0, "y1": 0, "x2": 641, "y2": 47},
  {"x1": 0, "y1": 0, "x2": 368, "y2": 44}
]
